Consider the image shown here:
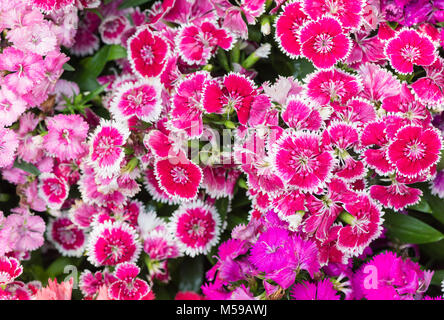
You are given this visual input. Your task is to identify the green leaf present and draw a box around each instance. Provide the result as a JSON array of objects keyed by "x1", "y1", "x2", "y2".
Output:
[
  {"x1": 81, "y1": 83, "x2": 108, "y2": 105},
  {"x1": 408, "y1": 198, "x2": 432, "y2": 214},
  {"x1": 47, "y1": 257, "x2": 72, "y2": 278},
  {"x1": 179, "y1": 256, "x2": 204, "y2": 292},
  {"x1": 118, "y1": 0, "x2": 153, "y2": 9},
  {"x1": 431, "y1": 270, "x2": 444, "y2": 285},
  {"x1": 13, "y1": 159, "x2": 41, "y2": 176},
  {"x1": 63, "y1": 63, "x2": 75, "y2": 71},
  {"x1": 74, "y1": 45, "x2": 127, "y2": 91},
  {"x1": 422, "y1": 188, "x2": 444, "y2": 225},
  {"x1": 384, "y1": 212, "x2": 444, "y2": 244}
]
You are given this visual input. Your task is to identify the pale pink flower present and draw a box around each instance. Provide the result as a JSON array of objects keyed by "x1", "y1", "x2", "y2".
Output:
[
  {"x1": 43, "y1": 114, "x2": 89, "y2": 161},
  {"x1": 34, "y1": 278, "x2": 73, "y2": 300},
  {"x1": 0, "y1": 127, "x2": 19, "y2": 168}
]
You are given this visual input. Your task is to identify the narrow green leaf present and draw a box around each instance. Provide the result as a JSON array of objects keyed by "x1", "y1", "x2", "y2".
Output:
[
  {"x1": 118, "y1": 0, "x2": 153, "y2": 9},
  {"x1": 62, "y1": 63, "x2": 75, "y2": 71},
  {"x1": 13, "y1": 159, "x2": 41, "y2": 176},
  {"x1": 81, "y1": 83, "x2": 108, "y2": 105},
  {"x1": 408, "y1": 198, "x2": 432, "y2": 214},
  {"x1": 431, "y1": 270, "x2": 444, "y2": 286},
  {"x1": 384, "y1": 212, "x2": 444, "y2": 244},
  {"x1": 47, "y1": 257, "x2": 71, "y2": 278}
]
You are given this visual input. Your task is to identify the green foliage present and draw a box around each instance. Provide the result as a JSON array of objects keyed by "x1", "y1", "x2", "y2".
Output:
[{"x1": 384, "y1": 211, "x2": 444, "y2": 244}]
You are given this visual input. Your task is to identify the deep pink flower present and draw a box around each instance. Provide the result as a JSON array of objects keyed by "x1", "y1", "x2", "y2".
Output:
[
  {"x1": 43, "y1": 114, "x2": 89, "y2": 161},
  {"x1": 79, "y1": 270, "x2": 116, "y2": 298},
  {"x1": 249, "y1": 227, "x2": 291, "y2": 273},
  {"x1": 387, "y1": 126, "x2": 442, "y2": 177},
  {"x1": 306, "y1": 68, "x2": 361, "y2": 105},
  {"x1": 275, "y1": 2, "x2": 309, "y2": 58},
  {"x1": 110, "y1": 79, "x2": 162, "y2": 123},
  {"x1": 89, "y1": 120, "x2": 130, "y2": 178},
  {"x1": 385, "y1": 29, "x2": 437, "y2": 74},
  {"x1": 128, "y1": 26, "x2": 169, "y2": 78},
  {"x1": 171, "y1": 71, "x2": 209, "y2": 138},
  {"x1": 47, "y1": 217, "x2": 86, "y2": 257},
  {"x1": 299, "y1": 16, "x2": 350, "y2": 69},
  {"x1": 291, "y1": 279, "x2": 340, "y2": 300},
  {"x1": 302, "y1": 0, "x2": 364, "y2": 29},
  {"x1": 337, "y1": 195, "x2": 383, "y2": 256},
  {"x1": 272, "y1": 130, "x2": 334, "y2": 192},
  {"x1": 370, "y1": 183, "x2": 422, "y2": 211},
  {"x1": 431, "y1": 170, "x2": 444, "y2": 199},
  {"x1": 154, "y1": 155, "x2": 202, "y2": 201},
  {"x1": 38, "y1": 173, "x2": 69, "y2": 210},
  {"x1": 411, "y1": 57, "x2": 444, "y2": 105},
  {"x1": 202, "y1": 73, "x2": 257, "y2": 125},
  {"x1": 108, "y1": 263, "x2": 150, "y2": 300},
  {"x1": 176, "y1": 21, "x2": 233, "y2": 65},
  {"x1": 361, "y1": 121, "x2": 395, "y2": 175},
  {"x1": 168, "y1": 200, "x2": 221, "y2": 257},
  {"x1": 87, "y1": 220, "x2": 141, "y2": 267},
  {"x1": 143, "y1": 168, "x2": 179, "y2": 205},
  {"x1": 303, "y1": 178, "x2": 357, "y2": 241},
  {"x1": 353, "y1": 251, "x2": 433, "y2": 300},
  {"x1": 0, "y1": 257, "x2": 23, "y2": 286},
  {"x1": 281, "y1": 97, "x2": 323, "y2": 131}
]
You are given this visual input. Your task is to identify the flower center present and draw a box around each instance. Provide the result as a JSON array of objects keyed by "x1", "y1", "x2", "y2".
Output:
[
  {"x1": 401, "y1": 45, "x2": 420, "y2": 63},
  {"x1": 141, "y1": 45, "x2": 155, "y2": 64},
  {"x1": 314, "y1": 33, "x2": 334, "y2": 54},
  {"x1": 405, "y1": 141, "x2": 426, "y2": 159},
  {"x1": 170, "y1": 166, "x2": 189, "y2": 184}
]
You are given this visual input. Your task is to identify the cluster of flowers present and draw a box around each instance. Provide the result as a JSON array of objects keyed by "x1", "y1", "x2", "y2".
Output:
[{"x1": 0, "y1": 0, "x2": 444, "y2": 300}]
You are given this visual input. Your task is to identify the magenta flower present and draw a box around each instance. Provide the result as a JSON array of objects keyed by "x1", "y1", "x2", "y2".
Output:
[
  {"x1": 275, "y1": 2, "x2": 309, "y2": 58},
  {"x1": 299, "y1": 16, "x2": 350, "y2": 69},
  {"x1": 385, "y1": 29, "x2": 437, "y2": 74},
  {"x1": 291, "y1": 279, "x2": 340, "y2": 300},
  {"x1": 128, "y1": 26, "x2": 169, "y2": 78},
  {"x1": 154, "y1": 155, "x2": 202, "y2": 201},
  {"x1": 202, "y1": 73, "x2": 257, "y2": 125},
  {"x1": 87, "y1": 220, "x2": 141, "y2": 267},
  {"x1": 108, "y1": 263, "x2": 150, "y2": 300},
  {"x1": 272, "y1": 130, "x2": 334, "y2": 192},
  {"x1": 249, "y1": 227, "x2": 291, "y2": 273},
  {"x1": 176, "y1": 21, "x2": 233, "y2": 65},
  {"x1": 387, "y1": 125, "x2": 442, "y2": 177},
  {"x1": 302, "y1": 0, "x2": 364, "y2": 29}
]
